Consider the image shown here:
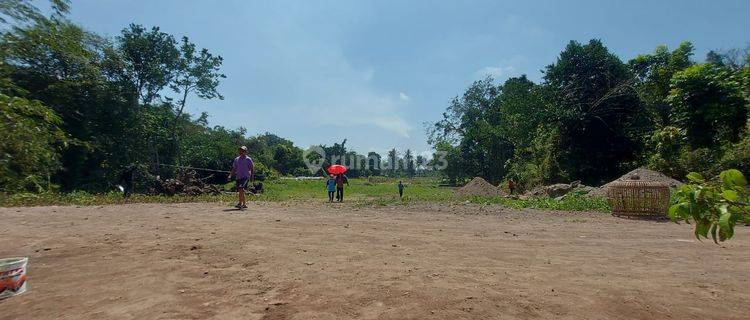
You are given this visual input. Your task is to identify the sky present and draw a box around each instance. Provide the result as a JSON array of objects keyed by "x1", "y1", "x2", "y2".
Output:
[{"x1": 56, "y1": 0, "x2": 750, "y2": 156}]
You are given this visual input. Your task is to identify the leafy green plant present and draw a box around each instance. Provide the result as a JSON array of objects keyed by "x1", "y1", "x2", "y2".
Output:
[
  {"x1": 0, "y1": 94, "x2": 68, "y2": 192},
  {"x1": 669, "y1": 169, "x2": 750, "y2": 242}
]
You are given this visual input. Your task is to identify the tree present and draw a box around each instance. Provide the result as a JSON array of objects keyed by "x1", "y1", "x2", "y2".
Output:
[
  {"x1": 495, "y1": 76, "x2": 547, "y2": 147},
  {"x1": 387, "y1": 148, "x2": 398, "y2": 176},
  {"x1": 0, "y1": 94, "x2": 67, "y2": 192},
  {"x1": 543, "y1": 39, "x2": 646, "y2": 184},
  {"x1": 169, "y1": 36, "x2": 225, "y2": 163},
  {"x1": 647, "y1": 126, "x2": 687, "y2": 178},
  {"x1": 415, "y1": 155, "x2": 425, "y2": 172},
  {"x1": 0, "y1": 0, "x2": 69, "y2": 24},
  {"x1": 404, "y1": 149, "x2": 415, "y2": 177},
  {"x1": 1, "y1": 19, "x2": 143, "y2": 190},
  {"x1": 430, "y1": 141, "x2": 462, "y2": 185},
  {"x1": 667, "y1": 63, "x2": 747, "y2": 149},
  {"x1": 117, "y1": 24, "x2": 179, "y2": 106},
  {"x1": 628, "y1": 42, "x2": 694, "y2": 127},
  {"x1": 428, "y1": 76, "x2": 514, "y2": 184},
  {"x1": 367, "y1": 151, "x2": 382, "y2": 176}
]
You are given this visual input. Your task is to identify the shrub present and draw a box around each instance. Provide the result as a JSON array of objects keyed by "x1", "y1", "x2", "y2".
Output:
[{"x1": 0, "y1": 94, "x2": 67, "y2": 192}]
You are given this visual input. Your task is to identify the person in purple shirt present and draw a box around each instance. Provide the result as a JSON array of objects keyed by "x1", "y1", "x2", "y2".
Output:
[{"x1": 228, "y1": 146, "x2": 254, "y2": 209}]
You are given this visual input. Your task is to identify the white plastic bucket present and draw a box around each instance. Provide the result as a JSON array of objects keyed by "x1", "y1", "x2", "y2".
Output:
[{"x1": 0, "y1": 257, "x2": 28, "y2": 299}]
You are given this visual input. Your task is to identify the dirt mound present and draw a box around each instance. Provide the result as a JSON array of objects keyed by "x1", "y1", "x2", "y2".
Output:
[
  {"x1": 590, "y1": 168, "x2": 683, "y2": 197},
  {"x1": 455, "y1": 177, "x2": 503, "y2": 197}
]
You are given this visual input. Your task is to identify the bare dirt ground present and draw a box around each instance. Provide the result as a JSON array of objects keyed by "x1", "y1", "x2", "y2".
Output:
[{"x1": 1, "y1": 202, "x2": 748, "y2": 320}]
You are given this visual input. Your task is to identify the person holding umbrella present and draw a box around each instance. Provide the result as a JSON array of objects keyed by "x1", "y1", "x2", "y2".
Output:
[{"x1": 327, "y1": 164, "x2": 348, "y2": 202}]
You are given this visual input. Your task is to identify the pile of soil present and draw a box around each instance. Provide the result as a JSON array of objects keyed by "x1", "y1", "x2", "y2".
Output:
[
  {"x1": 589, "y1": 168, "x2": 683, "y2": 197},
  {"x1": 455, "y1": 177, "x2": 503, "y2": 197}
]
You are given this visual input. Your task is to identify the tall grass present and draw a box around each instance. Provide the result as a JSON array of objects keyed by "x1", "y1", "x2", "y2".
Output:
[
  {"x1": 467, "y1": 194, "x2": 611, "y2": 212},
  {"x1": 0, "y1": 177, "x2": 611, "y2": 213}
]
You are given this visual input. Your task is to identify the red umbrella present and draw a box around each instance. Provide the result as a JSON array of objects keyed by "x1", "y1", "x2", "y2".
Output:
[{"x1": 327, "y1": 164, "x2": 347, "y2": 175}]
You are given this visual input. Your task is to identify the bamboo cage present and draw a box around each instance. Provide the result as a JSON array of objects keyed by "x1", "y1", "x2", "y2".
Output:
[{"x1": 606, "y1": 176, "x2": 670, "y2": 218}]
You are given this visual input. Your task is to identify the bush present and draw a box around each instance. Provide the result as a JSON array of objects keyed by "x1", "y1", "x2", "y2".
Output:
[
  {"x1": 718, "y1": 127, "x2": 750, "y2": 174},
  {"x1": 0, "y1": 94, "x2": 67, "y2": 192},
  {"x1": 647, "y1": 126, "x2": 686, "y2": 178}
]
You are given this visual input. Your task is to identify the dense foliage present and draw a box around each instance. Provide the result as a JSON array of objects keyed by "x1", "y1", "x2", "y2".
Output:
[
  {"x1": 2, "y1": 1, "x2": 748, "y2": 196},
  {"x1": 670, "y1": 170, "x2": 749, "y2": 243},
  {"x1": 304, "y1": 139, "x2": 427, "y2": 178},
  {"x1": 430, "y1": 40, "x2": 750, "y2": 189},
  {"x1": 0, "y1": 1, "x2": 312, "y2": 192},
  {"x1": 0, "y1": 94, "x2": 67, "y2": 192}
]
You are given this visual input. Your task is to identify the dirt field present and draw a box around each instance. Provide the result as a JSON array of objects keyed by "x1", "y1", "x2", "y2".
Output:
[{"x1": 1, "y1": 202, "x2": 748, "y2": 320}]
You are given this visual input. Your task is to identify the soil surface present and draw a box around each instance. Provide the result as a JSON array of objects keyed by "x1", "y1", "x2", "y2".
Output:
[{"x1": 1, "y1": 202, "x2": 748, "y2": 320}]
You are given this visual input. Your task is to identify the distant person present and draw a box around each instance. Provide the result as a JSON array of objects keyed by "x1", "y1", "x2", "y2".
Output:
[
  {"x1": 118, "y1": 164, "x2": 137, "y2": 199},
  {"x1": 228, "y1": 146, "x2": 254, "y2": 209},
  {"x1": 508, "y1": 179, "x2": 515, "y2": 195},
  {"x1": 335, "y1": 174, "x2": 349, "y2": 202},
  {"x1": 326, "y1": 174, "x2": 336, "y2": 202},
  {"x1": 398, "y1": 180, "x2": 406, "y2": 198}
]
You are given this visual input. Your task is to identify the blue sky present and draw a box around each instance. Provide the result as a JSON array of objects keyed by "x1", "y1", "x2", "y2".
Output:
[{"x1": 60, "y1": 0, "x2": 749, "y2": 156}]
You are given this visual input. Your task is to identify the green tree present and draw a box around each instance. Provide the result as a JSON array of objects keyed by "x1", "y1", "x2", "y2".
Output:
[
  {"x1": 430, "y1": 141, "x2": 462, "y2": 185},
  {"x1": 387, "y1": 148, "x2": 398, "y2": 176},
  {"x1": 415, "y1": 155, "x2": 425, "y2": 173},
  {"x1": 404, "y1": 149, "x2": 415, "y2": 177},
  {"x1": 667, "y1": 63, "x2": 747, "y2": 149},
  {"x1": 543, "y1": 39, "x2": 646, "y2": 184},
  {"x1": 367, "y1": 151, "x2": 382, "y2": 176},
  {"x1": 647, "y1": 126, "x2": 687, "y2": 178},
  {"x1": 1, "y1": 19, "x2": 142, "y2": 189},
  {"x1": 169, "y1": 36, "x2": 225, "y2": 163},
  {"x1": 0, "y1": 0, "x2": 69, "y2": 24},
  {"x1": 117, "y1": 24, "x2": 179, "y2": 106},
  {"x1": 0, "y1": 94, "x2": 67, "y2": 192},
  {"x1": 428, "y1": 77, "x2": 513, "y2": 184},
  {"x1": 628, "y1": 42, "x2": 694, "y2": 127}
]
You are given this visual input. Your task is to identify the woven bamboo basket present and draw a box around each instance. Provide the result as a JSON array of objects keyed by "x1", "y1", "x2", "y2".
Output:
[{"x1": 606, "y1": 176, "x2": 670, "y2": 218}]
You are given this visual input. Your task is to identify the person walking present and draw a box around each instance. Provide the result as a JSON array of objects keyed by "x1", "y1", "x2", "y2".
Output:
[
  {"x1": 326, "y1": 174, "x2": 336, "y2": 202},
  {"x1": 118, "y1": 164, "x2": 137, "y2": 199},
  {"x1": 228, "y1": 146, "x2": 254, "y2": 209},
  {"x1": 335, "y1": 173, "x2": 348, "y2": 202},
  {"x1": 398, "y1": 180, "x2": 406, "y2": 198}
]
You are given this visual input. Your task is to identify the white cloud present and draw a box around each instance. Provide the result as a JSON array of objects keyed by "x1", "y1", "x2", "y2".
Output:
[
  {"x1": 475, "y1": 66, "x2": 515, "y2": 79},
  {"x1": 243, "y1": 5, "x2": 412, "y2": 140},
  {"x1": 300, "y1": 92, "x2": 412, "y2": 138},
  {"x1": 399, "y1": 92, "x2": 410, "y2": 102}
]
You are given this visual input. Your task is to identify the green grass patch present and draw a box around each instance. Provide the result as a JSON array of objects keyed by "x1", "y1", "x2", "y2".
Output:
[
  {"x1": 467, "y1": 194, "x2": 611, "y2": 212},
  {"x1": 0, "y1": 177, "x2": 611, "y2": 213}
]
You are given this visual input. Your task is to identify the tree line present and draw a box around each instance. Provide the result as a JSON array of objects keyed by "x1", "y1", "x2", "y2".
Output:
[
  {"x1": 429, "y1": 40, "x2": 750, "y2": 189},
  {"x1": 304, "y1": 139, "x2": 431, "y2": 178},
  {"x1": 0, "y1": 1, "x2": 431, "y2": 194},
  {"x1": 0, "y1": 1, "x2": 315, "y2": 193},
  {"x1": 3, "y1": 1, "x2": 748, "y2": 194}
]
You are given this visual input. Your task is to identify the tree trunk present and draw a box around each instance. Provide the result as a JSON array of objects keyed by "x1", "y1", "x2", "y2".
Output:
[{"x1": 171, "y1": 85, "x2": 190, "y2": 166}]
